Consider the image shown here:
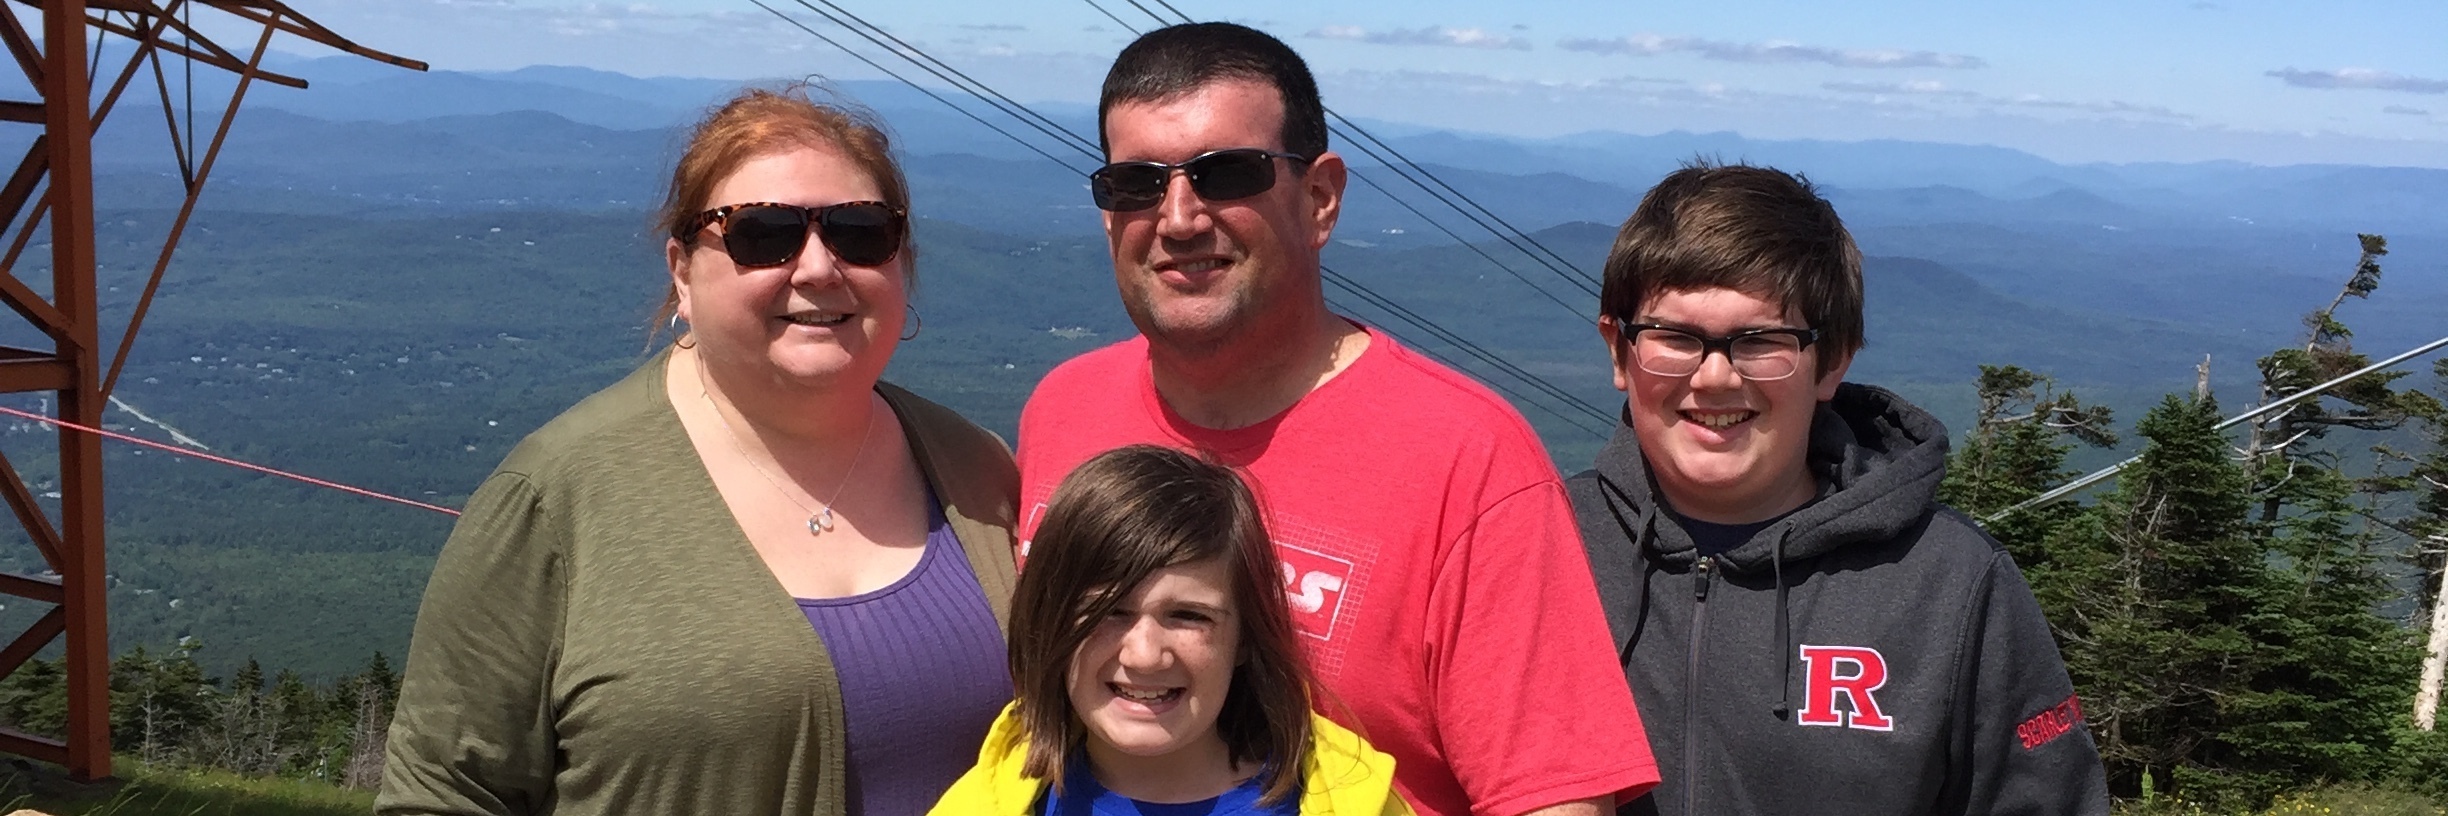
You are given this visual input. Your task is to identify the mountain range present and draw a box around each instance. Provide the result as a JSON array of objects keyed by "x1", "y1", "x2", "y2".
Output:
[{"x1": 0, "y1": 56, "x2": 2436, "y2": 678}]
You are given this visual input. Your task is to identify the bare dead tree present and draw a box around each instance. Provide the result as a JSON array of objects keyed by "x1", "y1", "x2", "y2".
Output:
[{"x1": 342, "y1": 683, "x2": 389, "y2": 790}]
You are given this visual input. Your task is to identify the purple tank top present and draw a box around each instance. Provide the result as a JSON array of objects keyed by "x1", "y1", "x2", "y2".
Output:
[{"x1": 798, "y1": 494, "x2": 1010, "y2": 816}]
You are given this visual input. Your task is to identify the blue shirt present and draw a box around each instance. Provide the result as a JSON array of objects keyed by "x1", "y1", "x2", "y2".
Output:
[{"x1": 1043, "y1": 757, "x2": 1302, "y2": 816}]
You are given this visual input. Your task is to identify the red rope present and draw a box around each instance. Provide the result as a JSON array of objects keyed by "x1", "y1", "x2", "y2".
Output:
[{"x1": 0, "y1": 404, "x2": 462, "y2": 516}]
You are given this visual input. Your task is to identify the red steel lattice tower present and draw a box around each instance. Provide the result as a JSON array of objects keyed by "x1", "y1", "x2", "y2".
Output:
[{"x1": 0, "y1": 0, "x2": 421, "y2": 780}]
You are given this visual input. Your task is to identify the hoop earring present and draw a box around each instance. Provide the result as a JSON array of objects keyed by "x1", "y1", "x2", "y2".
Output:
[
  {"x1": 669, "y1": 313, "x2": 695, "y2": 349},
  {"x1": 900, "y1": 304, "x2": 922, "y2": 340}
]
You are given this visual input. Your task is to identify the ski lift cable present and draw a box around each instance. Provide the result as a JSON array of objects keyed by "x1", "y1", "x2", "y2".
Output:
[
  {"x1": 768, "y1": 0, "x2": 1100, "y2": 163},
  {"x1": 1313, "y1": 260, "x2": 1609, "y2": 422},
  {"x1": 788, "y1": 0, "x2": 1105, "y2": 159},
  {"x1": 1328, "y1": 109, "x2": 1601, "y2": 287},
  {"x1": 1323, "y1": 274, "x2": 1612, "y2": 438},
  {"x1": 784, "y1": 0, "x2": 1097, "y2": 159},
  {"x1": 0, "y1": 405, "x2": 461, "y2": 517},
  {"x1": 1989, "y1": 332, "x2": 2448, "y2": 521},
  {"x1": 1343, "y1": 168, "x2": 1596, "y2": 325},
  {"x1": 1327, "y1": 118, "x2": 1601, "y2": 299},
  {"x1": 757, "y1": 1, "x2": 1616, "y2": 436},
  {"x1": 1084, "y1": 0, "x2": 1602, "y2": 316},
  {"x1": 1079, "y1": 0, "x2": 1144, "y2": 35},
  {"x1": 748, "y1": 0, "x2": 1094, "y2": 171},
  {"x1": 1132, "y1": 1, "x2": 1604, "y2": 291},
  {"x1": 1114, "y1": 0, "x2": 1174, "y2": 28},
  {"x1": 1144, "y1": 0, "x2": 1197, "y2": 22},
  {"x1": 1322, "y1": 267, "x2": 1615, "y2": 433}
]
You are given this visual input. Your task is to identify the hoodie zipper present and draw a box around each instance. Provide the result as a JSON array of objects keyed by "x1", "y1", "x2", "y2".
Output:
[{"x1": 1686, "y1": 556, "x2": 1714, "y2": 816}]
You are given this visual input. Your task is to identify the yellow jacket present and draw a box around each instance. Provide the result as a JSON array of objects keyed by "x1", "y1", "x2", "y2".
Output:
[{"x1": 927, "y1": 703, "x2": 1415, "y2": 816}]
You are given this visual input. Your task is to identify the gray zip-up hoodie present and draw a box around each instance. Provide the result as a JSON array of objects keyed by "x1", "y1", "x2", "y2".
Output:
[{"x1": 1567, "y1": 383, "x2": 2109, "y2": 816}]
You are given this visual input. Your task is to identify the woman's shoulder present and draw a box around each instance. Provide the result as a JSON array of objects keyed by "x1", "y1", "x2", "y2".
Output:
[
  {"x1": 877, "y1": 381, "x2": 1017, "y2": 491},
  {"x1": 494, "y1": 357, "x2": 682, "y2": 482},
  {"x1": 877, "y1": 381, "x2": 1011, "y2": 456}
]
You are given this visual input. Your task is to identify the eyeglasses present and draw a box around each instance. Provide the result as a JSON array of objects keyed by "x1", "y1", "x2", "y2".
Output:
[
  {"x1": 1089, "y1": 148, "x2": 1311, "y2": 212},
  {"x1": 677, "y1": 201, "x2": 908, "y2": 268},
  {"x1": 1621, "y1": 323, "x2": 1820, "y2": 381}
]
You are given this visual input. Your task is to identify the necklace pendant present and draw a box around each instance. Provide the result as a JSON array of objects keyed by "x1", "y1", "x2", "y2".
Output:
[{"x1": 808, "y1": 507, "x2": 835, "y2": 536}]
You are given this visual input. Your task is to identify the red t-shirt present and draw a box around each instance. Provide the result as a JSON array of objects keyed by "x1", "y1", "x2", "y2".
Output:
[{"x1": 1017, "y1": 328, "x2": 1659, "y2": 816}]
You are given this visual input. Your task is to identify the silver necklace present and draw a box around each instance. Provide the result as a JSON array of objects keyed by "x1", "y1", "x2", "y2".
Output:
[{"x1": 699, "y1": 384, "x2": 877, "y2": 536}]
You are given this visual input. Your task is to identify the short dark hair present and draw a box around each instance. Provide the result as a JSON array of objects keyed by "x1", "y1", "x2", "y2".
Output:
[
  {"x1": 1007, "y1": 445, "x2": 1311, "y2": 807},
  {"x1": 1600, "y1": 161, "x2": 1865, "y2": 376},
  {"x1": 1097, "y1": 22, "x2": 1328, "y2": 161}
]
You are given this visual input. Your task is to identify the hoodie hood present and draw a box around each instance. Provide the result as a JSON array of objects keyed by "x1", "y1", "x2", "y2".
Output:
[{"x1": 1588, "y1": 382, "x2": 1951, "y2": 575}]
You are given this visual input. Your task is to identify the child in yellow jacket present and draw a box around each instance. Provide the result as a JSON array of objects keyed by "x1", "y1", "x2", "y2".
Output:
[{"x1": 929, "y1": 445, "x2": 1413, "y2": 816}]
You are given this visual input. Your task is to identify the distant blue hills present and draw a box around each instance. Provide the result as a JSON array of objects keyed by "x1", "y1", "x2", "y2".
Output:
[
  {"x1": 1, "y1": 56, "x2": 2439, "y2": 677},
  {"x1": 46, "y1": 55, "x2": 2448, "y2": 232},
  {"x1": 7, "y1": 56, "x2": 2441, "y2": 385}
]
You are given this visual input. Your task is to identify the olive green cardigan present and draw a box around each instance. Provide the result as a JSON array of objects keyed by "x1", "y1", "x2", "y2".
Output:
[{"x1": 375, "y1": 353, "x2": 1019, "y2": 816}]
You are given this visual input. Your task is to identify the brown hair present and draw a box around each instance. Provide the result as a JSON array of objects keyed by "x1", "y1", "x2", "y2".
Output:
[
  {"x1": 651, "y1": 82, "x2": 915, "y2": 342},
  {"x1": 1007, "y1": 445, "x2": 1311, "y2": 806},
  {"x1": 1600, "y1": 161, "x2": 1865, "y2": 376}
]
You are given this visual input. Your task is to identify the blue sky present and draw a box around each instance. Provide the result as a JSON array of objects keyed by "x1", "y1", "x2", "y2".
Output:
[{"x1": 277, "y1": 0, "x2": 2448, "y2": 167}]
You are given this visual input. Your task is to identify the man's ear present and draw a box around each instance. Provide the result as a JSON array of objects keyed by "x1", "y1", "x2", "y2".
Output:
[
  {"x1": 1599, "y1": 316, "x2": 1631, "y2": 393},
  {"x1": 1301, "y1": 151, "x2": 1347, "y2": 252}
]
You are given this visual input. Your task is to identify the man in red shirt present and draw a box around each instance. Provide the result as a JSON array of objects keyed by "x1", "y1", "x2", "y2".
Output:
[{"x1": 1016, "y1": 22, "x2": 1659, "y2": 816}]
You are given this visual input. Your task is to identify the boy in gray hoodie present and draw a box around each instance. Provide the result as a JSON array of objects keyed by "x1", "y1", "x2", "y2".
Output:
[{"x1": 1567, "y1": 162, "x2": 2109, "y2": 816}]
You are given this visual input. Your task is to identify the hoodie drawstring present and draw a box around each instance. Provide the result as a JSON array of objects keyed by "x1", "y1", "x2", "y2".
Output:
[
  {"x1": 1597, "y1": 473, "x2": 1657, "y2": 661},
  {"x1": 1630, "y1": 506, "x2": 1657, "y2": 662},
  {"x1": 1770, "y1": 528, "x2": 1793, "y2": 720},
  {"x1": 1601, "y1": 472, "x2": 1797, "y2": 720}
]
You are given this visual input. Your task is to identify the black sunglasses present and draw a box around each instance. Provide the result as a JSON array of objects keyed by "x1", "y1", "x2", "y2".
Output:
[
  {"x1": 1089, "y1": 148, "x2": 1311, "y2": 212},
  {"x1": 677, "y1": 201, "x2": 908, "y2": 268}
]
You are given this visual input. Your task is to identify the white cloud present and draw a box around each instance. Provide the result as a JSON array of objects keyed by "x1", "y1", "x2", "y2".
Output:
[
  {"x1": 1329, "y1": 69, "x2": 1684, "y2": 98},
  {"x1": 1823, "y1": 80, "x2": 2191, "y2": 120},
  {"x1": 2384, "y1": 105, "x2": 2432, "y2": 116},
  {"x1": 2267, "y1": 68, "x2": 2448, "y2": 95},
  {"x1": 1823, "y1": 79, "x2": 1974, "y2": 98},
  {"x1": 1308, "y1": 25, "x2": 1531, "y2": 51},
  {"x1": 1558, "y1": 34, "x2": 1984, "y2": 69}
]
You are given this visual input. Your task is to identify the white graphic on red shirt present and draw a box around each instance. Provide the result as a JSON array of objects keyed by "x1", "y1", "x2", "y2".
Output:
[
  {"x1": 1017, "y1": 502, "x2": 1047, "y2": 563},
  {"x1": 1275, "y1": 542, "x2": 1354, "y2": 642}
]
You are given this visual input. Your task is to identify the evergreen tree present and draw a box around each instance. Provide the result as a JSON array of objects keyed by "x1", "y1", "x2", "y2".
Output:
[
  {"x1": 2375, "y1": 359, "x2": 2448, "y2": 738},
  {"x1": 2045, "y1": 394, "x2": 2267, "y2": 804},
  {"x1": 1937, "y1": 365, "x2": 2115, "y2": 636},
  {"x1": 231, "y1": 657, "x2": 265, "y2": 696},
  {"x1": 2225, "y1": 456, "x2": 2418, "y2": 788},
  {"x1": 2379, "y1": 360, "x2": 2448, "y2": 622},
  {"x1": 268, "y1": 667, "x2": 325, "y2": 776},
  {"x1": 359, "y1": 651, "x2": 400, "y2": 706},
  {"x1": 2246, "y1": 234, "x2": 2417, "y2": 525},
  {"x1": 2197, "y1": 233, "x2": 2429, "y2": 799},
  {"x1": 2043, "y1": 382, "x2": 2426, "y2": 808},
  {"x1": 0, "y1": 657, "x2": 67, "y2": 736}
]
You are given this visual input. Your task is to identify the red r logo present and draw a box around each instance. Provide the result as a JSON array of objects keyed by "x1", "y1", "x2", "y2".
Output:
[{"x1": 1796, "y1": 645, "x2": 1894, "y2": 731}]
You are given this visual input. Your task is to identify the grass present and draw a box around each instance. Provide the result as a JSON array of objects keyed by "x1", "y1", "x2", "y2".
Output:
[
  {"x1": 0, "y1": 760, "x2": 371, "y2": 816},
  {"x1": 2113, "y1": 785, "x2": 2447, "y2": 816}
]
